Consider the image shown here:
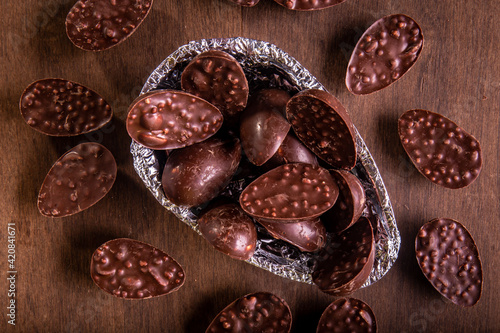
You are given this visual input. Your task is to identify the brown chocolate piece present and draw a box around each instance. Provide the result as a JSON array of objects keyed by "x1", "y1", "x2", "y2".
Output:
[
  {"x1": 312, "y1": 217, "x2": 375, "y2": 295},
  {"x1": 317, "y1": 298, "x2": 377, "y2": 333},
  {"x1": 415, "y1": 218, "x2": 482, "y2": 307},
  {"x1": 286, "y1": 89, "x2": 357, "y2": 170},
  {"x1": 273, "y1": 0, "x2": 347, "y2": 11},
  {"x1": 263, "y1": 132, "x2": 318, "y2": 169},
  {"x1": 229, "y1": 0, "x2": 260, "y2": 6},
  {"x1": 19, "y1": 78, "x2": 112, "y2": 136},
  {"x1": 126, "y1": 90, "x2": 223, "y2": 150},
  {"x1": 240, "y1": 89, "x2": 291, "y2": 166},
  {"x1": 181, "y1": 50, "x2": 249, "y2": 121},
  {"x1": 322, "y1": 170, "x2": 366, "y2": 233},
  {"x1": 398, "y1": 109, "x2": 482, "y2": 189},
  {"x1": 240, "y1": 163, "x2": 339, "y2": 222},
  {"x1": 66, "y1": 0, "x2": 153, "y2": 51},
  {"x1": 258, "y1": 218, "x2": 326, "y2": 252},
  {"x1": 38, "y1": 143, "x2": 116, "y2": 217},
  {"x1": 346, "y1": 14, "x2": 423, "y2": 95},
  {"x1": 198, "y1": 203, "x2": 257, "y2": 260},
  {"x1": 90, "y1": 238, "x2": 185, "y2": 299},
  {"x1": 162, "y1": 137, "x2": 241, "y2": 207},
  {"x1": 206, "y1": 292, "x2": 292, "y2": 333}
]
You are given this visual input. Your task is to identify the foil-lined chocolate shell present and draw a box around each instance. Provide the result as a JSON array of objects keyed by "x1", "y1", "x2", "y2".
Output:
[{"x1": 130, "y1": 37, "x2": 400, "y2": 287}]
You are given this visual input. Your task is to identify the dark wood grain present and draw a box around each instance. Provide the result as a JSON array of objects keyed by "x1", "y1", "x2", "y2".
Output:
[{"x1": 1, "y1": 0, "x2": 499, "y2": 332}]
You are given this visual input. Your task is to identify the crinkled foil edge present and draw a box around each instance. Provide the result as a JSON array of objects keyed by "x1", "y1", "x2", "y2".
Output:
[{"x1": 130, "y1": 37, "x2": 400, "y2": 287}]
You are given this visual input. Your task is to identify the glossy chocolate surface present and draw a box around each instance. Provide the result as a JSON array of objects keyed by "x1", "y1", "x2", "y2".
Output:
[
  {"x1": 317, "y1": 298, "x2": 377, "y2": 333},
  {"x1": 20, "y1": 78, "x2": 112, "y2": 136},
  {"x1": 322, "y1": 169, "x2": 366, "y2": 233},
  {"x1": 258, "y1": 218, "x2": 326, "y2": 252},
  {"x1": 415, "y1": 218, "x2": 482, "y2": 307},
  {"x1": 126, "y1": 89, "x2": 223, "y2": 150},
  {"x1": 313, "y1": 217, "x2": 375, "y2": 295},
  {"x1": 263, "y1": 132, "x2": 318, "y2": 169},
  {"x1": 240, "y1": 163, "x2": 339, "y2": 222},
  {"x1": 286, "y1": 89, "x2": 357, "y2": 170},
  {"x1": 398, "y1": 109, "x2": 482, "y2": 189},
  {"x1": 206, "y1": 292, "x2": 292, "y2": 332},
  {"x1": 162, "y1": 137, "x2": 241, "y2": 207},
  {"x1": 90, "y1": 238, "x2": 185, "y2": 299},
  {"x1": 346, "y1": 14, "x2": 423, "y2": 95},
  {"x1": 240, "y1": 89, "x2": 291, "y2": 166},
  {"x1": 38, "y1": 143, "x2": 117, "y2": 217},
  {"x1": 66, "y1": 0, "x2": 153, "y2": 51},
  {"x1": 181, "y1": 50, "x2": 249, "y2": 121},
  {"x1": 198, "y1": 203, "x2": 257, "y2": 260}
]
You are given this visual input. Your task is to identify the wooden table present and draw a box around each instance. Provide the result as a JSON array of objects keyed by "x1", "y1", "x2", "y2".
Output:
[{"x1": 1, "y1": 0, "x2": 499, "y2": 331}]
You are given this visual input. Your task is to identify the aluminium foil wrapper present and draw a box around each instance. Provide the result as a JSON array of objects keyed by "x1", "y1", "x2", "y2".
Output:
[{"x1": 130, "y1": 37, "x2": 400, "y2": 287}]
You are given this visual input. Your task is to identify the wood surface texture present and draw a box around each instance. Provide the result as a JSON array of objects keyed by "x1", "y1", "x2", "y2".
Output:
[{"x1": 1, "y1": 0, "x2": 499, "y2": 332}]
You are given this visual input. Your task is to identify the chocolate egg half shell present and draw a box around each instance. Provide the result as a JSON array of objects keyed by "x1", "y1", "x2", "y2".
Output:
[{"x1": 90, "y1": 238, "x2": 185, "y2": 299}]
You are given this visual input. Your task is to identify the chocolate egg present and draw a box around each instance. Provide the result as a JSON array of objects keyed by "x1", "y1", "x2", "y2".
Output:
[
  {"x1": 415, "y1": 218, "x2": 482, "y2": 307},
  {"x1": 273, "y1": 0, "x2": 347, "y2": 11},
  {"x1": 240, "y1": 89, "x2": 291, "y2": 166},
  {"x1": 286, "y1": 89, "x2": 357, "y2": 170},
  {"x1": 240, "y1": 163, "x2": 339, "y2": 222},
  {"x1": 398, "y1": 109, "x2": 482, "y2": 189},
  {"x1": 263, "y1": 132, "x2": 318, "y2": 169},
  {"x1": 317, "y1": 298, "x2": 377, "y2": 333},
  {"x1": 198, "y1": 203, "x2": 257, "y2": 260},
  {"x1": 346, "y1": 14, "x2": 423, "y2": 95},
  {"x1": 126, "y1": 90, "x2": 223, "y2": 150},
  {"x1": 19, "y1": 78, "x2": 112, "y2": 136},
  {"x1": 181, "y1": 50, "x2": 249, "y2": 122},
  {"x1": 162, "y1": 137, "x2": 241, "y2": 207},
  {"x1": 38, "y1": 143, "x2": 117, "y2": 218},
  {"x1": 66, "y1": 0, "x2": 154, "y2": 51},
  {"x1": 90, "y1": 238, "x2": 185, "y2": 299},
  {"x1": 258, "y1": 218, "x2": 326, "y2": 252},
  {"x1": 312, "y1": 217, "x2": 375, "y2": 295},
  {"x1": 206, "y1": 292, "x2": 292, "y2": 332},
  {"x1": 322, "y1": 170, "x2": 366, "y2": 233}
]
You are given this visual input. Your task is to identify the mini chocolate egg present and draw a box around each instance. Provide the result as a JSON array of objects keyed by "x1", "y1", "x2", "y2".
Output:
[
  {"x1": 162, "y1": 137, "x2": 241, "y2": 207},
  {"x1": 198, "y1": 203, "x2": 257, "y2": 260},
  {"x1": 20, "y1": 78, "x2": 112, "y2": 136},
  {"x1": 90, "y1": 238, "x2": 185, "y2": 299},
  {"x1": 317, "y1": 298, "x2": 377, "y2": 333},
  {"x1": 38, "y1": 143, "x2": 117, "y2": 217}
]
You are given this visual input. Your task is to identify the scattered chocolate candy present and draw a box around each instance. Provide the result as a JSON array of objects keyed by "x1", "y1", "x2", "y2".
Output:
[
  {"x1": 66, "y1": 0, "x2": 154, "y2": 51},
  {"x1": 317, "y1": 297, "x2": 377, "y2": 333},
  {"x1": 162, "y1": 137, "x2": 241, "y2": 207},
  {"x1": 126, "y1": 89, "x2": 223, "y2": 150},
  {"x1": 415, "y1": 218, "x2": 482, "y2": 307},
  {"x1": 286, "y1": 89, "x2": 357, "y2": 170},
  {"x1": 240, "y1": 163, "x2": 339, "y2": 222},
  {"x1": 38, "y1": 143, "x2": 117, "y2": 217},
  {"x1": 258, "y1": 218, "x2": 326, "y2": 252},
  {"x1": 346, "y1": 14, "x2": 423, "y2": 95},
  {"x1": 263, "y1": 132, "x2": 318, "y2": 169},
  {"x1": 198, "y1": 203, "x2": 257, "y2": 260},
  {"x1": 398, "y1": 109, "x2": 482, "y2": 189},
  {"x1": 181, "y1": 50, "x2": 249, "y2": 122},
  {"x1": 240, "y1": 89, "x2": 291, "y2": 166},
  {"x1": 206, "y1": 292, "x2": 292, "y2": 332},
  {"x1": 19, "y1": 78, "x2": 112, "y2": 136},
  {"x1": 312, "y1": 217, "x2": 375, "y2": 295},
  {"x1": 273, "y1": 0, "x2": 347, "y2": 11},
  {"x1": 322, "y1": 170, "x2": 366, "y2": 233},
  {"x1": 229, "y1": 0, "x2": 260, "y2": 6},
  {"x1": 90, "y1": 238, "x2": 185, "y2": 299}
]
